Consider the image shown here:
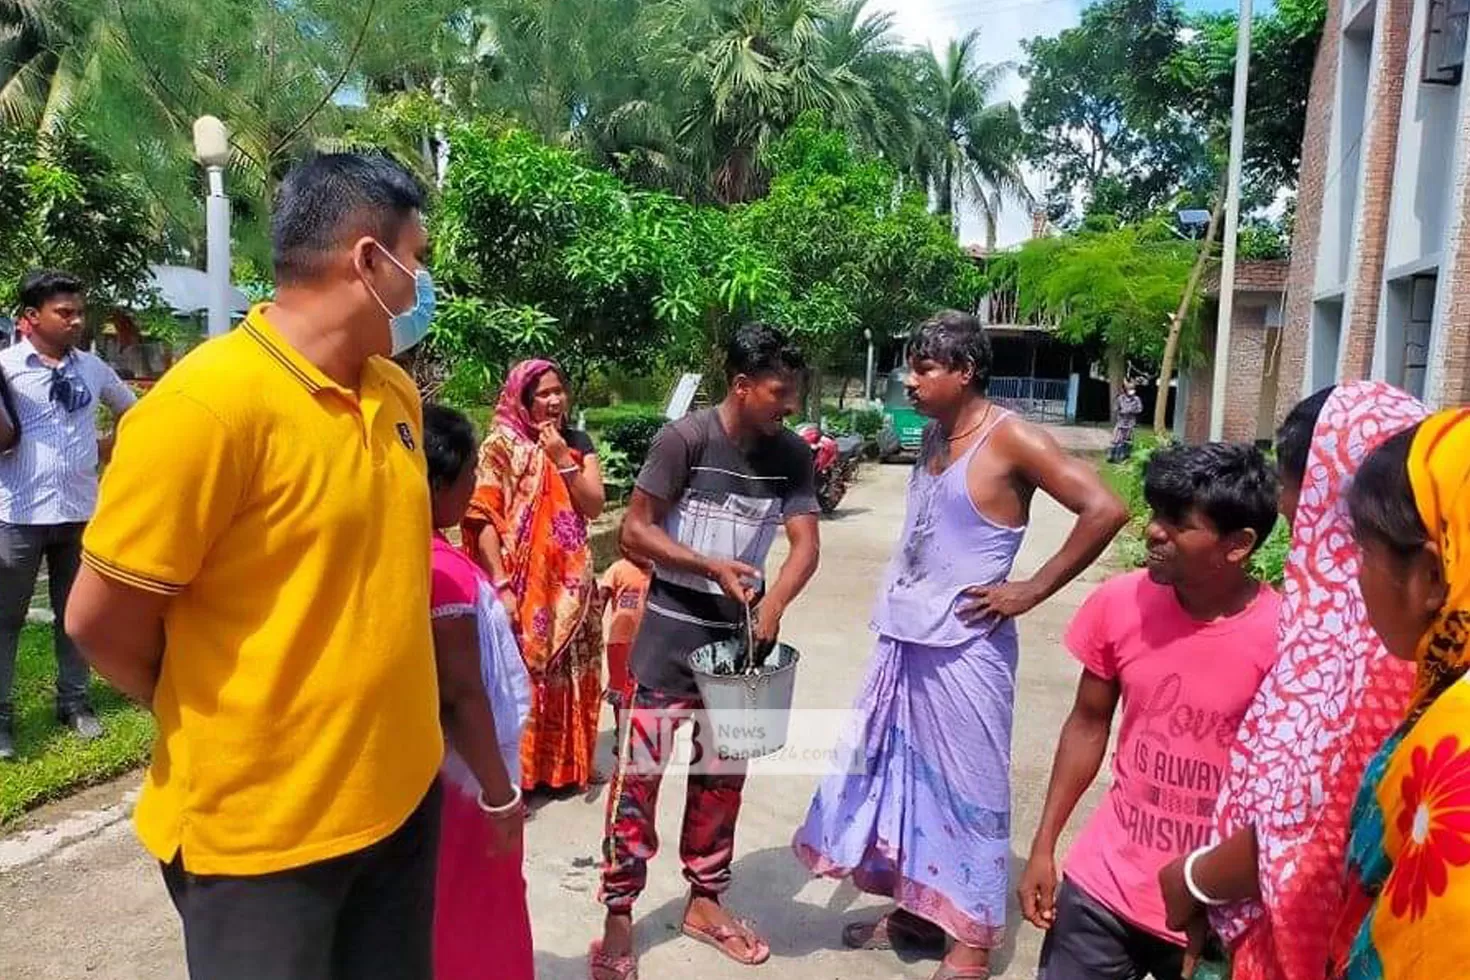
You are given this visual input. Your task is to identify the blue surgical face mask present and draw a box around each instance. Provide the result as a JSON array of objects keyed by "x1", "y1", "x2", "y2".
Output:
[{"x1": 365, "y1": 243, "x2": 435, "y2": 355}]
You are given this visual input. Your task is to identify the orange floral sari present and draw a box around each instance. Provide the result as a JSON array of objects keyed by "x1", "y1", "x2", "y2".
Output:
[{"x1": 463, "y1": 359, "x2": 603, "y2": 791}]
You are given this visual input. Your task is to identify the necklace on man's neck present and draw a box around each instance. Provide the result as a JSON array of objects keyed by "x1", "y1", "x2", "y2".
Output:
[{"x1": 945, "y1": 403, "x2": 994, "y2": 443}]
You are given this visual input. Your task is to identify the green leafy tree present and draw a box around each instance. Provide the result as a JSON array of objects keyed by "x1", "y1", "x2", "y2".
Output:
[
  {"x1": 1020, "y1": 0, "x2": 1211, "y2": 222},
  {"x1": 816, "y1": 0, "x2": 917, "y2": 166},
  {"x1": 656, "y1": 0, "x2": 880, "y2": 203},
  {"x1": 430, "y1": 122, "x2": 782, "y2": 390},
  {"x1": 0, "y1": 124, "x2": 155, "y2": 311},
  {"x1": 0, "y1": 0, "x2": 112, "y2": 135},
  {"x1": 1166, "y1": 0, "x2": 1327, "y2": 198},
  {"x1": 37, "y1": 0, "x2": 466, "y2": 265},
  {"x1": 989, "y1": 215, "x2": 1199, "y2": 387},
  {"x1": 1021, "y1": 0, "x2": 1324, "y2": 223},
  {"x1": 734, "y1": 116, "x2": 983, "y2": 402}
]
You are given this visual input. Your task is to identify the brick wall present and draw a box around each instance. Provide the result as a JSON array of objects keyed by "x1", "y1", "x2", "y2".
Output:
[
  {"x1": 1182, "y1": 304, "x2": 1273, "y2": 443},
  {"x1": 1276, "y1": 0, "x2": 1346, "y2": 425},
  {"x1": 1185, "y1": 342, "x2": 1211, "y2": 444},
  {"x1": 1226, "y1": 308, "x2": 1271, "y2": 444},
  {"x1": 1340, "y1": 0, "x2": 1415, "y2": 380},
  {"x1": 1432, "y1": 114, "x2": 1470, "y2": 407}
]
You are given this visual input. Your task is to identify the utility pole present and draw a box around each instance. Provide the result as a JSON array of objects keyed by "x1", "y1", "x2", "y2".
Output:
[{"x1": 1209, "y1": 0, "x2": 1253, "y2": 440}]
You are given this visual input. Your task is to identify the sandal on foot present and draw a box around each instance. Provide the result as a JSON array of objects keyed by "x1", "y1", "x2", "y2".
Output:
[
  {"x1": 588, "y1": 939, "x2": 638, "y2": 980},
  {"x1": 929, "y1": 963, "x2": 990, "y2": 980},
  {"x1": 681, "y1": 917, "x2": 771, "y2": 966},
  {"x1": 841, "y1": 913, "x2": 947, "y2": 953}
]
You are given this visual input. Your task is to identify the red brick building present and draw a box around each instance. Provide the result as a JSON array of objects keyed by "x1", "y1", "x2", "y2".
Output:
[
  {"x1": 1179, "y1": 261, "x2": 1290, "y2": 444},
  {"x1": 1193, "y1": 0, "x2": 1470, "y2": 441}
]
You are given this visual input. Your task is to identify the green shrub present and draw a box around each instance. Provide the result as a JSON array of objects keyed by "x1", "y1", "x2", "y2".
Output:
[
  {"x1": 583, "y1": 403, "x2": 665, "y2": 432},
  {"x1": 823, "y1": 413, "x2": 854, "y2": 436},
  {"x1": 817, "y1": 407, "x2": 883, "y2": 440},
  {"x1": 602, "y1": 413, "x2": 667, "y2": 466},
  {"x1": 599, "y1": 445, "x2": 637, "y2": 503},
  {"x1": 1249, "y1": 520, "x2": 1291, "y2": 586},
  {"x1": 852, "y1": 407, "x2": 885, "y2": 440}
]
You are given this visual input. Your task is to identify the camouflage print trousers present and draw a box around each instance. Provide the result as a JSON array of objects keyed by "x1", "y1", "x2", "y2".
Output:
[{"x1": 598, "y1": 684, "x2": 747, "y2": 912}]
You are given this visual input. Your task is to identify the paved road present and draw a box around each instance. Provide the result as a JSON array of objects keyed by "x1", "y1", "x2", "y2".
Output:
[{"x1": 0, "y1": 461, "x2": 1113, "y2": 980}]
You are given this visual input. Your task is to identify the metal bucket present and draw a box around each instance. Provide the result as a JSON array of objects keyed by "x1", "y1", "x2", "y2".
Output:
[{"x1": 687, "y1": 640, "x2": 800, "y2": 760}]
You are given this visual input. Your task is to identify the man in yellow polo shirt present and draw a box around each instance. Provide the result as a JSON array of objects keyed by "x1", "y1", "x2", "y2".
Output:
[{"x1": 65, "y1": 154, "x2": 457, "y2": 980}]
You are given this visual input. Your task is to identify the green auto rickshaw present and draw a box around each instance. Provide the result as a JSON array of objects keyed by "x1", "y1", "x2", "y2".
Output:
[{"x1": 876, "y1": 368, "x2": 926, "y2": 462}]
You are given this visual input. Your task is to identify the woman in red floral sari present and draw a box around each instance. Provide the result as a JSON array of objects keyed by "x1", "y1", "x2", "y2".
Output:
[{"x1": 464, "y1": 359, "x2": 606, "y2": 792}]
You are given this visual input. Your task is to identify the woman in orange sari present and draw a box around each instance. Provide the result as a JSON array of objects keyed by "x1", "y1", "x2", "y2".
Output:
[{"x1": 464, "y1": 359, "x2": 606, "y2": 792}]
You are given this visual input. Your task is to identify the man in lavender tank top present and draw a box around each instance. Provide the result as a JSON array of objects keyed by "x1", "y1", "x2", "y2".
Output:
[{"x1": 793, "y1": 311, "x2": 1128, "y2": 979}]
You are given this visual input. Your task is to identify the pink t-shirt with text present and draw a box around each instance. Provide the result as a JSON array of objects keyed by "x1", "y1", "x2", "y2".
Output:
[{"x1": 1062, "y1": 570, "x2": 1280, "y2": 944}]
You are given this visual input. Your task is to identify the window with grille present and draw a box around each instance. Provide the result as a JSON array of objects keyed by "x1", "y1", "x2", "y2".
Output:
[{"x1": 1425, "y1": 0, "x2": 1468, "y2": 85}]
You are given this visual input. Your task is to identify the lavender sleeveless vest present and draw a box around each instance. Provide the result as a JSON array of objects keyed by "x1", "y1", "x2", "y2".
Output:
[{"x1": 871, "y1": 413, "x2": 1026, "y2": 648}]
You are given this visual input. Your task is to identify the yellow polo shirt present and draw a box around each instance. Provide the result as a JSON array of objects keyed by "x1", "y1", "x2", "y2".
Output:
[{"x1": 82, "y1": 306, "x2": 443, "y2": 876}]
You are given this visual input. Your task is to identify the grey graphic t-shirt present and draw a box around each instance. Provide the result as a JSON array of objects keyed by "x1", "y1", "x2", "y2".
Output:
[{"x1": 629, "y1": 409, "x2": 818, "y2": 694}]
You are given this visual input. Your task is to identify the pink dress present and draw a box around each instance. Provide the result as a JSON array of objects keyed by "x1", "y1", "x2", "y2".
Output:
[{"x1": 430, "y1": 535, "x2": 535, "y2": 980}]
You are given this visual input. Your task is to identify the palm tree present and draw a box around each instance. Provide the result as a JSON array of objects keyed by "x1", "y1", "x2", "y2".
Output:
[
  {"x1": 463, "y1": 0, "x2": 694, "y2": 194},
  {"x1": 911, "y1": 30, "x2": 1031, "y2": 249},
  {"x1": 661, "y1": 0, "x2": 871, "y2": 203},
  {"x1": 0, "y1": 0, "x2": 112, "y2": 136},
  {"x1": 816, "y1": 0, "x2": 915, "y2": 166}
]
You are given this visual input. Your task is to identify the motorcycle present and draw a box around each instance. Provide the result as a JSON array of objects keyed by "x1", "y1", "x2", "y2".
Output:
[{"x1": 795, "y1": 423, "x2": 864, "y2": 514}]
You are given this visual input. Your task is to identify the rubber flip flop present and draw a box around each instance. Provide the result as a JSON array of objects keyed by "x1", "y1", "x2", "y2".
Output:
[
  {"x1": 680, "y1": 918, "x2": 771, "y2": 966},
  {"x1": 588, "y1": 939, "x2": 638, "y2": 980}
]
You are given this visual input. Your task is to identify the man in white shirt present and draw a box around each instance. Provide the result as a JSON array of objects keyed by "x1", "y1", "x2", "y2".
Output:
[{"x1": 0, "y1": 270, "x2": 135, "y2": 759}]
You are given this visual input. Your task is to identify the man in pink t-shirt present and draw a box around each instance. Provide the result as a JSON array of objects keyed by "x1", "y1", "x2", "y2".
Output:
[{"x1": 1020, "y1": 443, "x2": 1282, "y2": 980}]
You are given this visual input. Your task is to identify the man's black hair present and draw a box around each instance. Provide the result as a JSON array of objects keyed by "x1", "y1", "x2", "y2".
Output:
[
  {"x1": 1348, "y1": 424, "x2": 1429, "y2": 558},
  {"x1": 1144, "y1": 442, "x2": 1279, "y2": 553},
  {"x1": 724, "y1": 322, "x2": 807, "y2": 384},
  {"x1": 907, "y1": 310, "x2": 993, "y2": 392},
  {"x1": 272, "y1": 152, "x2": 427, "y2": 285},
  {"x1": 17, "y1": 269, "x2": 84, "y2": 313},
  {"x1": 1276, "y1": 385, "x2": 1336, "y2": 485},
  {"x1": 423, "y1": 403, "x2": 478, "y2": 491}
]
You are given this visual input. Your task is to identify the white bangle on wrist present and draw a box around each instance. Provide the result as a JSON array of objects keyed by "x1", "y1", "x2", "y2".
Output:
[
  {"x1": 1184, "y1": 846, "x2": 1228, "y2": 906},
  {"x1": 477, "y1": 785, "x2": 523, "y2": 818}
]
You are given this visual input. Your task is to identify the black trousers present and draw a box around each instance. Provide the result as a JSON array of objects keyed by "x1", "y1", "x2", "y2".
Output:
[
  {"x1": 1037, "y1": 878, "x2": 1186, "y2": 980},
  {"x1": 162, "y1": 781, "x2": 442, "y2": 980},
  {"x1": 0, "y1": 521, "x2": 89, "y2": 713}
]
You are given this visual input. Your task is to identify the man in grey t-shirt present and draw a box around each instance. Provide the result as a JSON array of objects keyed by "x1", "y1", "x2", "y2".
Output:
[{"x1": 592, "y1": 324, "x2": 820, "y2": 977}]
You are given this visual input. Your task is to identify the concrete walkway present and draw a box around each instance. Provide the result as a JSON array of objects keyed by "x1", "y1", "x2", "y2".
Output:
[{"x1": 0, "y1": 462, "x2": 1113, "y2": 980}]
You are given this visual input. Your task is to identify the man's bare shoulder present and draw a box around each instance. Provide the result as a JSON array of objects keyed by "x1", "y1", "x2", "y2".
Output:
[{"x1": 987, "y1": 412, "x2": 1065, "y2": 461}]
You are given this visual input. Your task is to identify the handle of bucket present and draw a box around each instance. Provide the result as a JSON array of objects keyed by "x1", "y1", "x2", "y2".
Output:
[{"x1": 742, "y1": 599, "x2": 757, "y2": 675}]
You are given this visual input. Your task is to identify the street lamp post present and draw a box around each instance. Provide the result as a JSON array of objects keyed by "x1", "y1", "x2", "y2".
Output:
[
  {"x1": 192, "y1": 116, "x2": 233, "y2": 338},
  {"x1": 1208, "y1": 0, "x2": 1253, "y2": 440}
]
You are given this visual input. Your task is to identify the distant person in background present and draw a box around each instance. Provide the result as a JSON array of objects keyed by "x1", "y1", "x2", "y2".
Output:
[
  {"x1": 423, "y1": 403, "x2": 534, "y2": 980},
  {"x1": 0, "y1": 270, "x2": 135, "y2": 761},
  {"x1": 464, "y1": 359, "x2": 606, "y2": 793},
  {"x1": 1110, "y1": 381, "x2": 1144, "y2": 463}
]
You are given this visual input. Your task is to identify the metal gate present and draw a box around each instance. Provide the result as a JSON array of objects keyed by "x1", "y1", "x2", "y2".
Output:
[{"x1": 989, "y1": 376, "x2": 1069, "y2": 423}]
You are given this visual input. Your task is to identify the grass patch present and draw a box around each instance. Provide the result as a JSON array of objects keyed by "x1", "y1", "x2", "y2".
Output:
[
  {"x1": 1, "y1": 624, "x2": 153, "y2": 825},
  {"x1": 1102, "y1": 436, "x2": 1289, "y2": 587}
]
